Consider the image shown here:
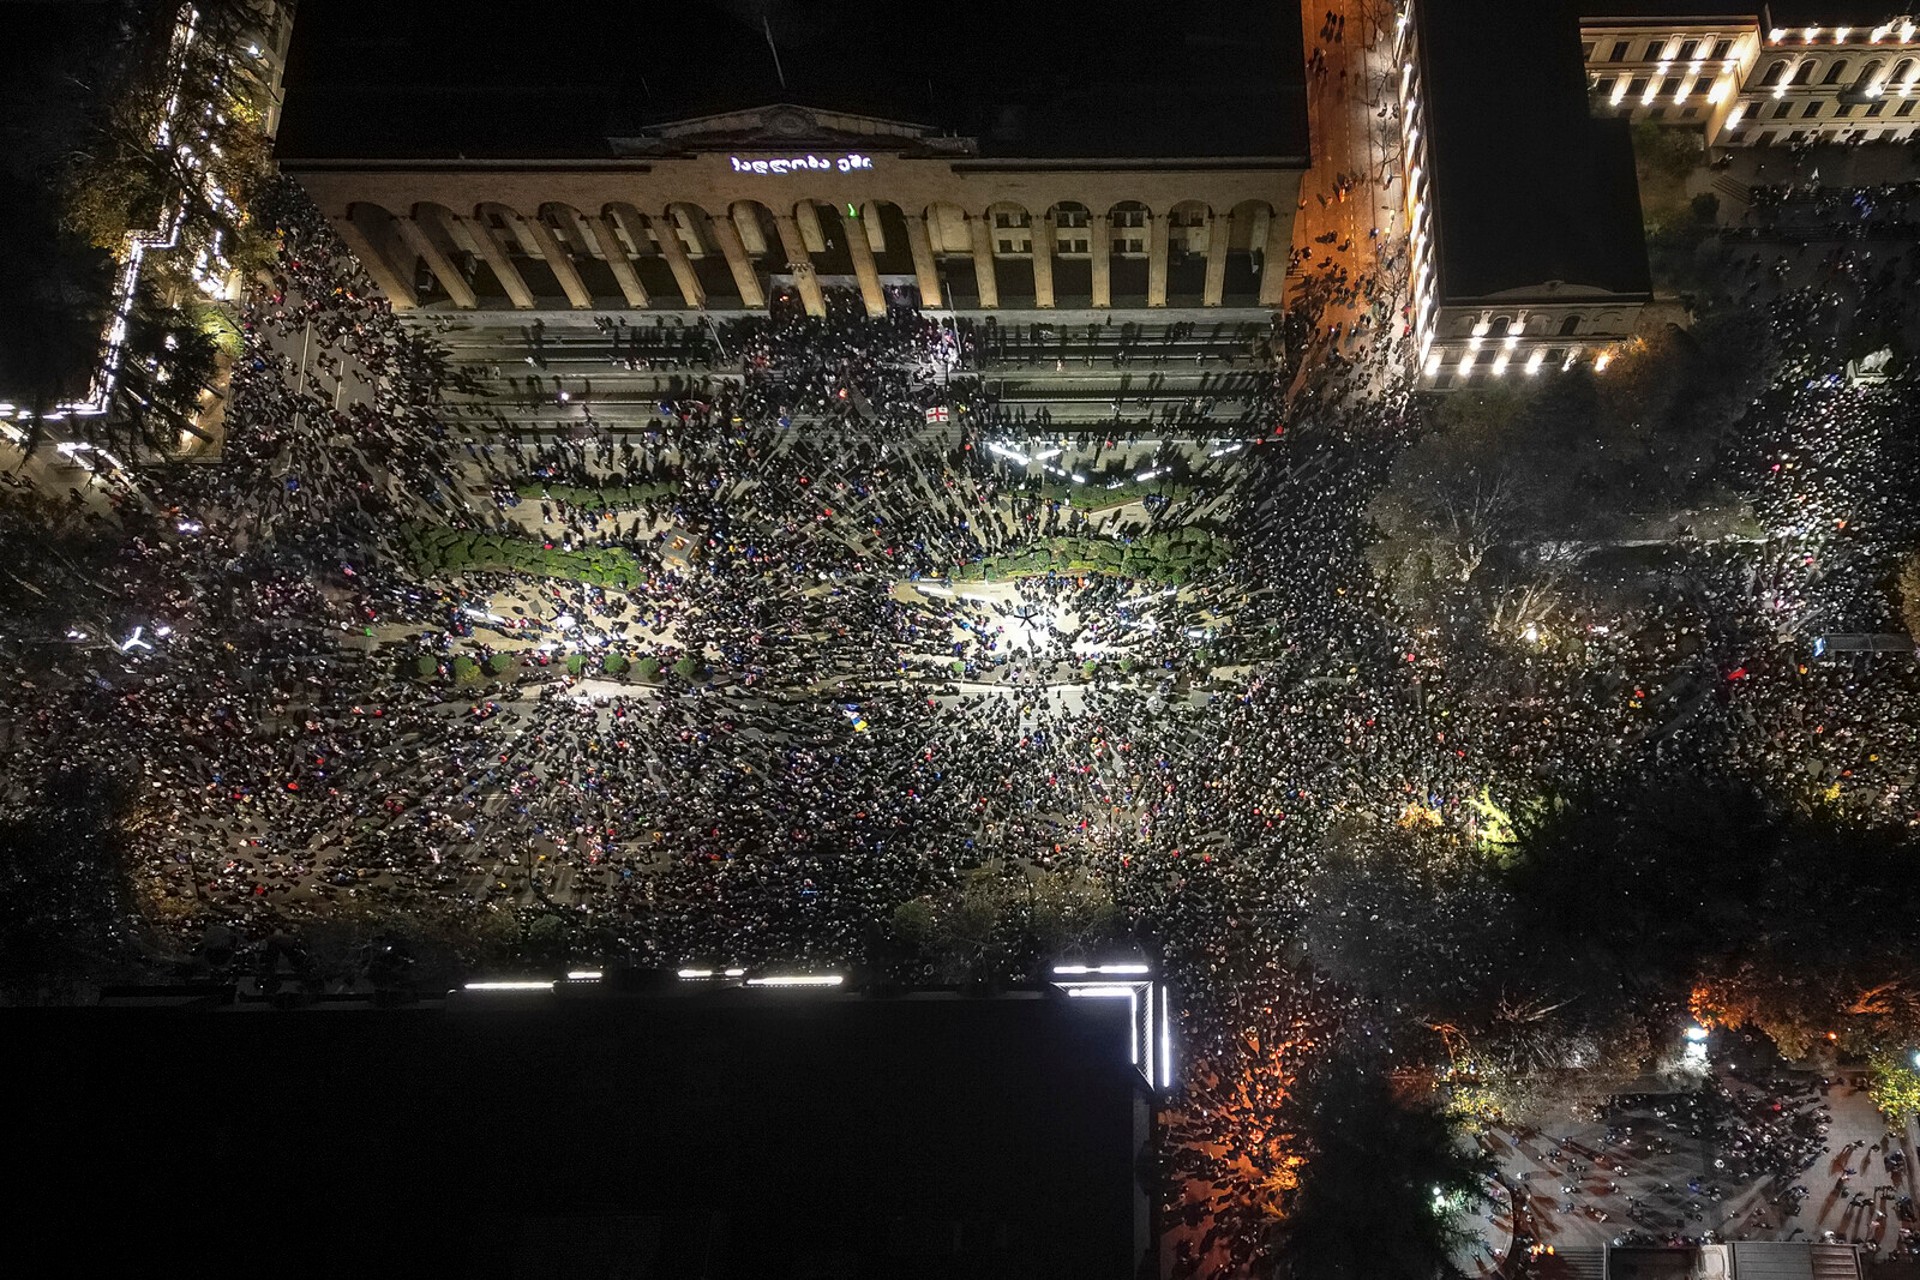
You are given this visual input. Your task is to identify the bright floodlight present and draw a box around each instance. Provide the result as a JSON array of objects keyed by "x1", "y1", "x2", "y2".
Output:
[
  {"x1": 1052, "y1": 962, "x2": 1151, "y2": 976},
  {"x1": 1684, "y1": 1024, "x2": 1710, "y2": 1042},
  {"x1": 566, "y1": 970, "x2": 603, "y2": 981},
  {"x1": 724, "y1": 967, "x2": 746, "y2": 977},
  {"x1": 677, "y1": 968, "x2": 715, "y2": 979},
  {"x1": 745, "y1": 974, "x2": 843, "y2": 987},
  {"x1": 464, "y1": 980, "x2": 555, "y2": 991}
]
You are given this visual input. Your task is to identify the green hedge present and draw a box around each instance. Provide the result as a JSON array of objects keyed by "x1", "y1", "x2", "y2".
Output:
[
  {"x1": 399, "y1": 522, "x2": 646, "y2": 589},
  {"x1": 487, "y1": 653, "x2": 516, "y2": 675},
  {"x1": 516, "y1": 480, "x2": 682, "y2": 508}
]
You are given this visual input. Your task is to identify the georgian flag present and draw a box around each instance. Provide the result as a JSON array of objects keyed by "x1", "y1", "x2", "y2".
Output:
[{"x1": 925, "y1": 405, "x2": 950, "y2": 423}]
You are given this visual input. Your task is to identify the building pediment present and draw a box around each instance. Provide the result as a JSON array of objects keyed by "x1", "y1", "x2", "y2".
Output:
[{"x1": 610, "y1": 104, "x2": 976, "y2": 157}]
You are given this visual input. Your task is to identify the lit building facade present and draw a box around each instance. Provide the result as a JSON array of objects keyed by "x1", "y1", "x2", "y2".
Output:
[
  {"x1": 285, "y1": 114, "x2": 1303, "y2": 318},
  {"x1": 1397, "y1": 0, "x2": 1653, "y2": 388},
  {"x1": 1581, "y1": 6, "x2": 1920, "y2": 145},
  {"x1": 273, "y1": 1, "x2": 1308, "y2": 318}
]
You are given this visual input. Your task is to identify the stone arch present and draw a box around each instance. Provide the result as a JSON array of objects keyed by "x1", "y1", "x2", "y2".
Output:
[
  {"x1": 1106, "y1": 200, "x2": 1153, "y2": 305},
  {"x1": 1823, "y1": 59, "x2": 1849, "y2": 84},
  {"x1": 1557, "y1": 313, "x2": 1583, "y2": 337},
  {"x1": 1855, "y1": 59, "x2": 1884, "y2": 92},
  {"x1": 401, "y1": 201, "x2": 476, "y2": 307},
  {"x1": 1224, "y1": 199, "x2": 1276, "y2": 305},
  {"x1": 603, "y1": 203, "x2": 692, "y2": 307},
  {"x1": 982, "y1": 200, "x2": 1035, "y2": 303},
  {"x1": 728, "y1": 200, "x2": 780, "y2": 259},
  {"x1": 926, "y1": 201, "x2": 971, "y2": 256},
  {"x1": 1894, "y1": 57, "x2": 1918, "y2": 87},
  {"x1": 339, "y1": 201, "x2": 418, "y2": 308},
  {"x1": 985, "y1": 200, "x2": 1033, "y2": 255},
  {"x1": 861, "y1": 201, "x2": 915, "y2": 274},
  {"x1": 1164, "y1": 200, "x2": 1212, "y2": 304},
  {"x1": 1044, "y1": 201, "x2": 1095, "y2": 306},
  {"x1": 1760, "y1": 59, "x2": 1789, "y2": 86},
  {"x1": 1791, "y1": 58, "x2": 1817, "y2": 85}
]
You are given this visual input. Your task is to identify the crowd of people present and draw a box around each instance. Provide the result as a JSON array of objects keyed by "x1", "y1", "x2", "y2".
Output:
[{"x1": 3, "y1": 133, "x2": 1920, "y2": 1273}]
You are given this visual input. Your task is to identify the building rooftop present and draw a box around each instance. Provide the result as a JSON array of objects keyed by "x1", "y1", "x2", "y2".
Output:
[
  {"x1": 1418, "y1": 0, "x2": 1653, "y2": 302},
  {"x1": 1576, "y1": 1, "x2": 1910, "y2": 28},
  {"x1": 16, "y1": 988, "x2": 1148, "y2": 1277},
  {"x1": 276, "y1": 0, "x2": 1309, "y2": 164}
]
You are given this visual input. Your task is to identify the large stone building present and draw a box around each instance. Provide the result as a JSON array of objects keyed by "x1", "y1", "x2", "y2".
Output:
[
  {"x1": 1579, "y1": 3, "x2": 1920, "y2": 146},
  {"x1": 275, "y1": 0, "x2": 1309, "y2": 318},
  {"x1": 1398, "y1": 0, "x2": 1655, "y2": 387}
]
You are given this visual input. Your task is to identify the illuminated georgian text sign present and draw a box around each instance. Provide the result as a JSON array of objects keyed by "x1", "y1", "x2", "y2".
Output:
[{"x1": 730, "y1": 153, "x2": 875, "y2": 175}]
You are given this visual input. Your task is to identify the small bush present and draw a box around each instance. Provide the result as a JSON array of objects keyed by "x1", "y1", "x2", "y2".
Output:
[
  {"x1": 602, "y1": 653, "x2": 630, "y2": 675},
  {"x1": 487, "y1": 653, "x2": 516, "y2": 675}
]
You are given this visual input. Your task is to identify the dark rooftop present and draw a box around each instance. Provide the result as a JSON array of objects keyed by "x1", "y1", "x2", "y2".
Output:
[
  {"x1": 16, "y1": 990, "x2": 1147, "y2": 1278},
  {"x1": 1418, "y1": 0, "x2": 1653, "y2": 301},
  {"x1": 276, "y1": 0, "x2": 1308, "y2": 164}
]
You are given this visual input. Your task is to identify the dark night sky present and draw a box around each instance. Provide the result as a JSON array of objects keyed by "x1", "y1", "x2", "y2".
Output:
[{"x1": 276, "y1": 0, "x2": 1309, "y2": 161}]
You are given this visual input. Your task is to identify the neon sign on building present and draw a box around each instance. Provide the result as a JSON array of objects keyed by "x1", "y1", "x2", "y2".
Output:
[{"x1": 730, "y1": 153, "x2": 874, "y2": 175}]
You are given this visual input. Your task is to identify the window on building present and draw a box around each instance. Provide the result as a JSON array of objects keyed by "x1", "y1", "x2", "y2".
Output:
[
  {"x1": 1836, "y1": 101, "x2": 1856, "y2": 116},
  {"x1": 1558, "y1": 316, "x2": 1581, "y2": 337},
  {"x1": 1894, "y1": 58, "x2": 1917, "y2": 87},
  {"x1": 1760, "y1": 59, "x2": 1788, "y2": 85},
  {"x1": 1854, "y1": 60, "x2": 1883, "y2": 92},
  {"x1": 1114, "y1": 210, "x2": 1145, "y2": 228},
  {"x1": 1755, "y1": 130, "x2": 1776, "y2": 145},
  {"x1": 1678, "y1": 39, "x2": 1699, "y2": 60},
  {"x1": 1792, "y1": 60, "x2": 1816, "y2": 84},
  {"x1": 1594, "y1": 75, "x2": 1617, "y2": 96},
  {"x1": 993, "y1": 212, "x2": 1028, "y2": 229},
  {"x1": 1583, "y1": 41, "x2": 1596, "y2": 59},
  {"x1": 1682, "y1": 105, "x2": 1699, "y2": 118},
  {"x1": 1610, "y1": 40, "x2": 1630, "y2": 60},
  {"x1": 1649, "y1": 105, "x2": 1667, "y2": 119},
  {"x1": 1060, "y1": 238, "x2": 1088, "y2": 254},
  {"x1": 1773, "y1": 100, "x2": 1794, "y2": 117},
  {"x1": 997, "y1": 239, "x2": 1014, "y2": 254},
  {"x1": 1802, "y1": 99, "x2": 1823, "y2": 116},
  {"x1": 1711, "y1": 39, "x2": 1732, "y2": 59},
  {"x1": 1627, "y1": 76, "x2": 1649, "y2": 97},
  {"x1": 1897, "y1": 99, "x2": 1917, "y2": 116},
  {"x1": 1824, "y1": 60, "x2": 1850, "y2": 83},
  {"x1": 1055, "y1": 209, "x2": 1089, "y2": 228}
]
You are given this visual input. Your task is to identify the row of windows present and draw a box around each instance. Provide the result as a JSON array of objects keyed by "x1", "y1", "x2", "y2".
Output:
[
  {"x1": 991, "y1": 210, "x2": 1205, "y2": 230},
  {"x1": 1743, "y1": 96, "x2": 1918, "y2": 120},
  {"x1": 1587, "y1": 36, "x2": 1734, "y2": 63},
  {"x1": 1756, "y1": 55, "x2": 1915, "y2": 86}
]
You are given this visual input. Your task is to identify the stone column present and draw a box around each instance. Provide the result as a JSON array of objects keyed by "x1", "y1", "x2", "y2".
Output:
[
  {"x1": 653, "y1": 209, "x2": 707, "y2": 308},
  {"x1": 1202, "y1": 211, "x2": 1230, "y2": 307},
  {"x1": 772, "y1": 213, "x2": 826, "y2": 317},
  {"x1": 1259, "y1": 207, "x2": 1289, "y2": 307},
  {"x1": 1090, "y1": 213, "x2": 1112, "y2": 309},
  {"x1": 968, "y1": 214, "x2": 999, "y2": 309},
  {"x1": 337, "y1": 208, "x2": 418, "y2": 309},
  {"x1": 708, "y1": 212, "x2": 766, "y2": 308},
  {"x1": 460, "y1": 214, "x2": 536, "y2": 310},
  {"x1": 841, "y1": 206, "x2": 886, "y2": 318},
  {"x1": 585, "y1": 213, "x2": 650, "y2": 309},
  {"x1": 394, "y1": 215, "x2": 475, "y2": 309},
  {"x1": 1146, "y1": 211, "x2": 1170, "y2": 307},
  {"x1": 523, "y1": 214, "x2": 594, "y2": 310},
  {"x1": 794, "y1": 200, "x2": 827, "y2": 253},
  {"x1": 905, "y1": 211, "x2": 942, "y2": 308},
  {"x1": 1029, "y1": 214, "x2": 1056, "y2": 309}
]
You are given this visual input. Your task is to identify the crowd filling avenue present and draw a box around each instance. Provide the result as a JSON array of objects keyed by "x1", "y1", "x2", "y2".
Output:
[{"x1": 7, "y1": 1, "x2": 1920, "y2": 1278}]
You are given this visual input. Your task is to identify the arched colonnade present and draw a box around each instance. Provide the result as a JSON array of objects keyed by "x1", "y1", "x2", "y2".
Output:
[{"x1": 336, "y1": 196, "x2": 1290, "y2": 314}]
